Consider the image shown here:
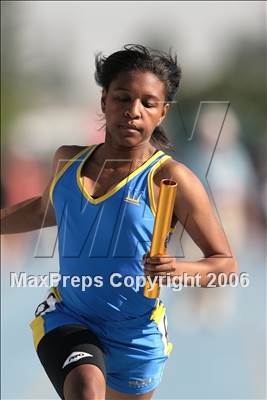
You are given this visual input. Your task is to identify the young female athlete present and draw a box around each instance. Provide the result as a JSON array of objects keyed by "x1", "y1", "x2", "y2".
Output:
[{"x1": 1, "y1": 44, "x2": 238, "y2": 400}]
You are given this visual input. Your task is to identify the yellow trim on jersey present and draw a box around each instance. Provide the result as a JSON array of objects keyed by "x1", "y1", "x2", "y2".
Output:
[
  {"x1": 49, "y1": 146, "x2": 93, "y2": 206},
  {"x1": 166, "y1": 342, "x2": 173, "y2": 355},
  {"x1": 147, "y1": 155, "x2": 172, "y2": 217},
  {"x1": 30, "y1": 316, "x2": 45, "y2": 350},
  {"x1": 150, "y1": 300, "x2": 173, "y2": 356},
  {"x1": 77, "y1": 146, "x2": 165, "y2": 205},
  {"x1": 51, "y1": 286, "x2": 62, "y2": 302},
  {"x1": 150, "y1": 300, "x2": 166, "y2": 325}
]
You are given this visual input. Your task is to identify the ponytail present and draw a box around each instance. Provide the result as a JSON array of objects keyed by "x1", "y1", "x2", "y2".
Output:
[{"x1": 150, "y1": 126, "x2": 174, "y2": 151}]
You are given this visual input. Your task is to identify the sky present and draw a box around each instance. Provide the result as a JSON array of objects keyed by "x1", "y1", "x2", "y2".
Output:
[{"x1": 11, "y1": 1, "x2": 264, "y2": 97}]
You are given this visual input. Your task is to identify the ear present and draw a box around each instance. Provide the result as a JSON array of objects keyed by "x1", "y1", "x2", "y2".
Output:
[
  {"x1": 101, "y1": 89, "x2": 107, "y2": 113},
  {"x1": 157, "y1": 103, "x2": 170, "y2": 126}
]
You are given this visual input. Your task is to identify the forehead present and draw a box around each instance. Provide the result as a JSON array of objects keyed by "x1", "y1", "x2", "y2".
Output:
[{"x1": 109, "y1": 70, "x2": 166, "y2": 98}]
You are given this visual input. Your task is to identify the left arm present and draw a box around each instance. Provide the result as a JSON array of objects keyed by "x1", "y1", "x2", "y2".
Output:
[{"x1": 144, "y1": 160, "x2": 239, "y2": 287}]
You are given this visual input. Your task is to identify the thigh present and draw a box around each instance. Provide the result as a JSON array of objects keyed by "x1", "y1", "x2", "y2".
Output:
[
  {"x1": 35, "y1": 324, "x2": 106, "y2": 399},
  {"x1": 106, "y1": 385, "x2": 156, "y2": 400}
]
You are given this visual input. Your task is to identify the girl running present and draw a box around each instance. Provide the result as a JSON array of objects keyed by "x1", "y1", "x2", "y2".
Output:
[{"x1": 1, "y1": 44, "x2": 238, "y2": 400}]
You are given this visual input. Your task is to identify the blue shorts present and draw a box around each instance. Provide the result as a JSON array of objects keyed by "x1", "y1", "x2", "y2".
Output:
[{"x1": 29, "y1": 287, "x2": 173, "y2": 396}]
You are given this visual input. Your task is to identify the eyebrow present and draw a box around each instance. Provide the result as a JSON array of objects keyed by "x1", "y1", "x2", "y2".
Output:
[{"x1": 113, "y1": 88, "x2": 161, "y2": 101}]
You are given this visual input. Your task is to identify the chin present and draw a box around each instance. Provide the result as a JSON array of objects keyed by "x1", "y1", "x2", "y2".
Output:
[
  {"x1": 107, "y1": 130, "x2": 147, "y2": 149},
  {"x1": 116, "y1": 135, "x2": 141, "y2": 147}
]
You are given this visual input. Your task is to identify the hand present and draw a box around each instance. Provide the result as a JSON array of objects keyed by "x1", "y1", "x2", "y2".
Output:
[{"x1": 142, "y1": 253, "x2": 177, "y2": 281}]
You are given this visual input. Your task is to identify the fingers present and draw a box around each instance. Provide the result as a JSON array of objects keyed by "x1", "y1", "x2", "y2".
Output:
[
  {"x1": 144, "y1": 267, "x2": 176, "y2": 277},
  {"x1": 144, "y1": 262, "x2": 175, "y2": 273},
  {"x1": 142, "y1": 254, "x2": 174, "y2": 265},
  {"x1": 142, "y1": 253, "x2": 176, "y2": 277}
]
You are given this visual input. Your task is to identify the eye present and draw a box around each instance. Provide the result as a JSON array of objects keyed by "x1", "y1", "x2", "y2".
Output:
[
  {"x1": 114, "y1": 96, "x2": 130, "y2": 102},
  {"x1": 143, "y1": 101, "x2": 157, "y2": 108},
  {"x1": 143, "y1": 102, "x2": 157, "y2": 108}
]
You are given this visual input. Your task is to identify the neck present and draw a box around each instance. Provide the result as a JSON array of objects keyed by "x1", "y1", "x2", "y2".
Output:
[{"x1": 99, "y1": 137, "x2": 158, "y2": 167}]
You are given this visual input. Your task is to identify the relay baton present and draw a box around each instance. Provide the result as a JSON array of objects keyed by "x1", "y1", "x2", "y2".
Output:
[{"x1": 144, "y1": 179, "x2": 177, "y2": 298}]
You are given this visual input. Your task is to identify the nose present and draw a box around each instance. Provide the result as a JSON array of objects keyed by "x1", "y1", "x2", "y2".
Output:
[{"x1": 124, "y1": 99, "x2": 141, "y2": 119}]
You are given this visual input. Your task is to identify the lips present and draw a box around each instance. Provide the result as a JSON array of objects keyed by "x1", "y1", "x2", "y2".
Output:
[{"x1": 119, "y1": 124, "x2": 140, "y2": 132}]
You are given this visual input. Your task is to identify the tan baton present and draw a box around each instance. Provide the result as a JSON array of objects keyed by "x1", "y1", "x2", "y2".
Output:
[{"x1": 144, "y1": 179, "x2": 177, "y2": 298}]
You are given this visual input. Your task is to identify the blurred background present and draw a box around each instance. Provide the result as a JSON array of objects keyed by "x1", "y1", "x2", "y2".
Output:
[{"x1": 1, "y1": 1, "x2": 266, "y2": 399}]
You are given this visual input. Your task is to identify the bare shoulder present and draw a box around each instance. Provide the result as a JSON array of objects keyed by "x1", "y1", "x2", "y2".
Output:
[
  {"x1": 52, "y1": 145, "x2": 91, "y2": 174},
  {"x1": 154, "y1": 158, "x2": 200, "y2": 189},
  {"x1": 54, "y1": 145, "x2": 87, "y2": 162},
  {"x1": 153, "y1": 157, "x2": 213, "y2": 216}
]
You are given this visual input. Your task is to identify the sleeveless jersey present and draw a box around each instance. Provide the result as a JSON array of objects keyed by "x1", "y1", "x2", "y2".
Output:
[{"x1": 49, "y1": 143, "x2": 174, "y2": 322}]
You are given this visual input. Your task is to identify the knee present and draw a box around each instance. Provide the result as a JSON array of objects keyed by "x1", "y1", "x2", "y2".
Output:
[
  {"x1": 66, "y1": 384, "x2": 102, "y2": 400},
  {"x1": 63, "y1": 364, "x2": 105, "y2": 400}
]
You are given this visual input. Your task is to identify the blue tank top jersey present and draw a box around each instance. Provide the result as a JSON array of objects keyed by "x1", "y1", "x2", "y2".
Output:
[{"x1": 49, "y1": 143, "x2": 174, "y2": 322}]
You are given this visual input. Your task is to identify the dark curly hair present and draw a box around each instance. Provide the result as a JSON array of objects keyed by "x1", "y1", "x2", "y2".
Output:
[{"x1": 94, "y1": 44, "x2": 182, "y2": 150}]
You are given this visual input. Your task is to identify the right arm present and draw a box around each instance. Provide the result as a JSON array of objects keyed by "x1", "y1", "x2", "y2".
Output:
[{"x1": 0, "y1": 145, "x2": 84, "y2": 235}]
